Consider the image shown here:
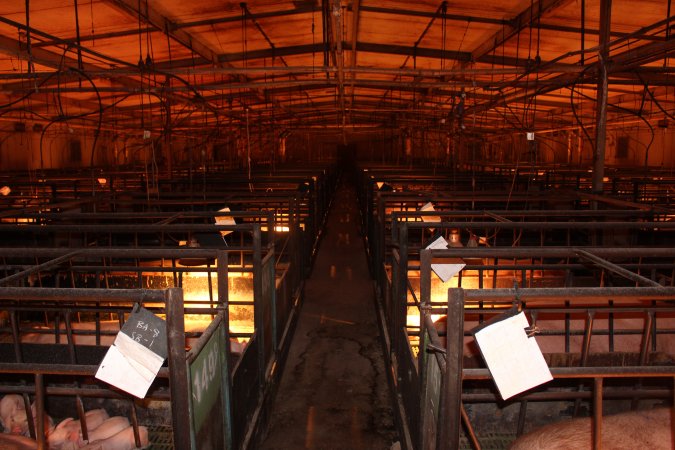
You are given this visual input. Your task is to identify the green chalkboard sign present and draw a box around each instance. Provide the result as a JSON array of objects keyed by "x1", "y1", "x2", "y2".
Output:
[{"x1": 189, "y1": 321, "x2": 226, "y2": 449}]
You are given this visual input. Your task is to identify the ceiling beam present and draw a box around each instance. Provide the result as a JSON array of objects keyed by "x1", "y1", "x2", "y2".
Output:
[
  {"x1": 0, "y1": 15, "x2": 133, "y2": 69},
  {"x1": 0, "y1": 34, "x2": 98, "y2": 73},
  {"x1": 357, "y1": 5, "x2": 507, "y2": 26},
  {"x1": 173, "y1": 5, "x2": 318, "y2": 30},
  {"x1": 610, "y1": 34, "x2": 675, "y2": 70},
  {"x1": 152, "y1": 41, "x2": 579, "y2": 72},
  {"x1": 470, "y1": 0, "x2": 572, "y2": 62},
  {"x1": 463, "y1": 12, "x2": 675, "y2": 127},
  {"x1": 241, "y1": 2, "x2": 311, "y2": 123},
  {"x1": 105, "y1": 0, "x2": 221, "y2": 66},
  {"x1": 535, "y1": 22, "x2": 666, "y2": 41},
  {"x1": 0, "y1": 23, "x2": 216, "y2": 126}
]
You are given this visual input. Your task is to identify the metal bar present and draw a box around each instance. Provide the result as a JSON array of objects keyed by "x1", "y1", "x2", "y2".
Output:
[
  {"x1": 593, "y1": 377, "x2": 603, "y2": 450},
  {"x1": 581, "y1": 311, "x2": 596, "y2": 364},
  {"x1": 418, "y1": 249, "x2": 432, "y2": 450},
  {"x1": 0, "y1": 287, "x2": 167, "y2": 302},
  {"x1": 640, "y1": 311, "x2": 655, "y2": 366},
  {"x1": 0, "y1": 15, "x2": 135, "y2": 70},
  {"x1": 0, "y1": 384, "x2": 171, "y2": 397},
  {"x1": 201, "y1": 4, "x2": 322, "y2": 28},
  {"x1": 217, "y1": 250, "x2": 233, "y2": 449},
  {"x1": 463, "y1": 388, "x2": 671, "y2": 402},
  {"x1": 397, "y1": 225, "x2": 409, "y2": 365},
  {"x1": 470, "y1": 0, "x2": 571, "y2": 61},
  {"x1": 438, "y1": 288, "x2": 464, "y2": 450},
  {"x1": 166, "y1": 287, "x2": 190, "y2": 450},
  {"x1": 461, "y1": 287, "x2": 675, "y2": 303},
  {"x1": 0, "y1": 251, "x2": 82, "y2": 286},
  {"x1": 253, "y1": 224, "x2": 265, "y2": 390},
  {"x1": 35, "y1": 373, "x2": 45, "y2": 450},
  {"x1": 574, "y1": 311, "x2": 595, "y2": 416},
  {"x1": 632, "y1": 311, "x2": 655, "y2": 410},
  {"x1": 463, "y1": 366, "x2": 675, "y2": 380},
  {"x1": 574, "y1": 248, "x2": 662, "y2": 287},
  {"x1": 460, "y1": 404, "x2": 481, "y2": 450},
  {"x1": 107, "y1": 0, "x2": 220, "y2": 66},
  {"x1": 358, "y1": 5, "x2": 507, "y2": 26},
  {"x1": 10, "y1": 310, "x2": 23, "y2": 362},
  {"x1": 516, "y1": 401, "x2": 528, "y2": 436},
  {"x1": 130, "y1": 403, "x2": 141, "y2": 448}
]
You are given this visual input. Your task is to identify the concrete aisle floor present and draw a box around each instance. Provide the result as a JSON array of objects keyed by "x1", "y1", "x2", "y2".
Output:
[{"x1": 259, "y1": 177, "x2": 399, "y2": 450}]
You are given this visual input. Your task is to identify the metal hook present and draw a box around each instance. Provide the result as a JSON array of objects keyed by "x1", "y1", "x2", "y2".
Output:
[{"x1": 524, "y1": 325, "x2": 540, "y2": 338}]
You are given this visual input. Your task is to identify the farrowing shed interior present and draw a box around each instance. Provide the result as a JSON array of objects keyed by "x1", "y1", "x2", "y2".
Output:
[{"x1": 0, "y1": 1, "x2": 674, "y2": 450}]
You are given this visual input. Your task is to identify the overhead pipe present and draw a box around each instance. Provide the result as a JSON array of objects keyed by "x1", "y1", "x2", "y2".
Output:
[
  {"x1": 593, "y1": 0, "x2": 612, "y2": 198},
  {"x1": 330, "y1": 0, "x2": 346, "y2": 128}
]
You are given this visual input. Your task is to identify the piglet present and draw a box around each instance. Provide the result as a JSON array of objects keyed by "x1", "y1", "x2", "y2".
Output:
[
  {"x1": 509, "y1": 407, "x2": 672, "y2": 450},
  {"x1": 79, "y1": 416, "x2": 130, "y2": 446},
  {"x1": 0, "y1": 394, "x2": 26, "y2": 434},
  {"x1": 0, "y1": 396, "x2": 50, "y2": 437},
  {"x1": 48, "y1": 408, "x2": 109, "y2": 449},
  {"x1": 78, "y1": 425, "x2": 149, "y2": 450},
  {"x1": 30, "y1": 402, "x2": 54, "y2": 436}
]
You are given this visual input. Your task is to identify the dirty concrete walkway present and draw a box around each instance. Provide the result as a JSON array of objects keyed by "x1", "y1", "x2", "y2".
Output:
[{"x1": 260, "y1": 177, "x2": 398, "y2": 450}]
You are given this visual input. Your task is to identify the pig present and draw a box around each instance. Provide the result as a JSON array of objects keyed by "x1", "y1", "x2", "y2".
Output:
[
  {"x1": 508, "y1": 407, "x2": 673, "y2": 450},
  {"x1": 79, "y1": 416, "x2": 130, "y2": 446},
  {"x1": 0, "y1": 433, "x2": 37, "y2": 449},
  {"x1": 0, "y1": 396, "x2": 50, "y2": 437},
  {"x1": 78, "y1": 425, "x2": 149, "y2": 450},
  {"x1": 1, "y1": 395, "x2": 26, "y2": 434},
  {"x1": 47, "y1": 408, "x2": 109, "y2": 449},
  {"x1": 29, "y1": 402, "x2": 54, "y2": 438}
]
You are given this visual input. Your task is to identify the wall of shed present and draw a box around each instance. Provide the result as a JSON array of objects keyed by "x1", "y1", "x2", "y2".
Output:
[{"x1": 0, "y1": 121, "x2": 673, "y2": 171}]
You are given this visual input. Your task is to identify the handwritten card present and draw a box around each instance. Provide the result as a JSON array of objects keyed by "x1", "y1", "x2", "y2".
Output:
[
  {"x1": 474, "y1": 311, "x2": 553, "y2": 400},
  {"x1": 425, "y1": 235, "x2": 466, "y2": 282},
  {"x1": 96, "y1": 305, "x2": 167, "y2": 398}
]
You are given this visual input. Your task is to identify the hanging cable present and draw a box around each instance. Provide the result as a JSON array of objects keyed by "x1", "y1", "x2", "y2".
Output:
[
  {"x1": 73, "y1": 0, "x2": 84, "y2": 73},
  {"x1": 241, "y1": 4, "x2": 247, "y2": 71},
  {"x1": 636, "y1": 73, "x2": 675, "y2": 121},
  {"x1": 24, "y1": 0, "x2": 33, "y2": 73},
  {"x1": 246, "y1": 108, "x2": 252, "y2": 192},
  {"x1": 311, "y1": 5, "x2": 316, "y2": 75},
  {"x1": 581, "y1": 0, "x2": 586, "y2": 65},
  {"x1": 90, "y1": 0, "x2": 95, "y2": 44},
  {"x1": 441, "y1": 2, "x2": 446, "y2": 72}
]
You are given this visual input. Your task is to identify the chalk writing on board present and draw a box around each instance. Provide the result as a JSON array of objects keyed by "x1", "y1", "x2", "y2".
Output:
[{"x1": 119, "y1": 305, "x2": 167, "y2": 359}]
